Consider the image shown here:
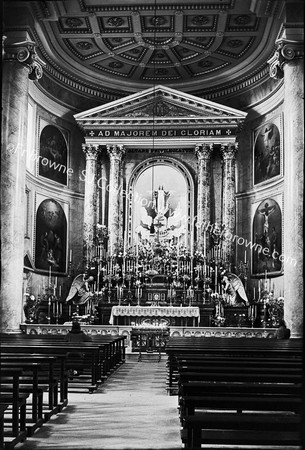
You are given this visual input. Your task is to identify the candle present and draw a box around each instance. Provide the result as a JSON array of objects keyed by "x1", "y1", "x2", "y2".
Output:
[
  {"x1": 69, "y1": 249, "x2": 72, "y2": 262},
  {"x1": 55, "y1": 277, "x2": 57, "y2": 288},
  {"x1": 49, "y1": 266, "x2": 51, "y2": 287},
  {"x1": 253, "y1": 287, "x2": 255, "y2": 301},
  {"x1": 244, "y1": 250, "x2": 247, "y2": 263},
  {"x1": 68, "y1": 305, "x2": 71, "y2": 317}
]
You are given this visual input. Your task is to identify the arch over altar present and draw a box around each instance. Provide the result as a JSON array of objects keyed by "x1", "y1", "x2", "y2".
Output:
[{"x1": 127, "y1": 156, "x2": 194, "y2": 252}]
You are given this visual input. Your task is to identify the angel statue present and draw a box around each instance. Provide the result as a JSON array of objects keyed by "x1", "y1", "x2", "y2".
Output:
[
  {"x1": 221, "y1": 271, "x2": 249, "y2": 306},
  {"x1": 66, "y1": 268, "x2": 95, "y2": 305}
]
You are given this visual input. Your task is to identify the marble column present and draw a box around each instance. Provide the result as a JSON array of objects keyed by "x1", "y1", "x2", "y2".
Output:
[
  {"x1": 107, "y1": 145, "x2": 125, "y2": 255},
  {"x1": 83, "y1": 144, "x2": 99, "y2": 265},
  {"x1": 195, "y1": 144, "x2": 213, "y2": 253},
  {"x1": 268, "y1": 38, "x2": 304, "y2": 338},
  {"x1": 1, "y1": 34, "x2": 44, "y2": 333},
  {"x1": 221, "y1": 143, "x2": 237, "y2": 261}
]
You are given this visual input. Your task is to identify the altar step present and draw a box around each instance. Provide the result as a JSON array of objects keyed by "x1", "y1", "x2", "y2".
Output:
[{"x1": 138, "y1": 351, "x2": 163, "y2": 362}]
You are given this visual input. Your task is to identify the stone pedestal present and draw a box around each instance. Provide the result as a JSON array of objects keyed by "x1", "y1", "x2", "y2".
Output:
[
  {"x1": 1, "y1": 34, "x2": 44, "y2": 333},
  {"x1": 82, "y1": 145, "x2": 99, "y2": 265},
  {"x1": 195, "y1": 144, "x2": 213, "y2": 253},
  {"x1": 107, "y1": 145, "x2": 125, "y2": 255}
]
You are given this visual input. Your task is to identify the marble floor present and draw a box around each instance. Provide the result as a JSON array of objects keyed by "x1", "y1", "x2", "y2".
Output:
[{"x1": 15, "y1": 354, "x2": 183, "y2": 450}]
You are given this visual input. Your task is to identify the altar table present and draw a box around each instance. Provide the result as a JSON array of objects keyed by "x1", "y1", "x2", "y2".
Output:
[{"x1": 109, "y1": 306, "x2": 200, "y2": 327}]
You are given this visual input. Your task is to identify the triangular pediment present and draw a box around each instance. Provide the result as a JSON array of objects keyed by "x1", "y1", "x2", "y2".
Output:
[{"x1": 74, "y1": 85, "x2": 247, "y2": 126}]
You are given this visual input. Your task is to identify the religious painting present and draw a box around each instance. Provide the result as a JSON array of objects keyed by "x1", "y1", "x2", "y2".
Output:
[
  {"x1": 253, "y1": 119, "x2": 281, "y2": 185},
  {"x1": 133, "y1": 164, "x2": 188, "y2": 250},
  {"x1": 35, "y1": 197, "x2": 67, "y2": 274},
  {"x1": 39, "y1": 124, "x2": 68, "y2": 185},
  {"x1": 252, "y1": 197, "x2": 282, "y2": 276}
]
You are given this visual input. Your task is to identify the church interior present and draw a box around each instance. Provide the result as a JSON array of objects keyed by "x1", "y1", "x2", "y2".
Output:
[{"x1": 1, "y1": 0, "x2": 304, "y2": 449}]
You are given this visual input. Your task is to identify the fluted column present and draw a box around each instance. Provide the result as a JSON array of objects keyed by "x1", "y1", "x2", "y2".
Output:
[
  {"x1": 269, "y1": 38, "x2": 304, "y2": 338},
  {"x1": 83, "y1": 144, "x2": 99, "y2": 265},
  {"x1": 221, "y1": 143, "x2": 237, "y2": 261},
  {"x1": 107, "y1": 145, "x2": 125, "y2": 255},
  {"x1": 195, "y1": 144, "x2": 213, "y2": 253},
  {"x1": 1, "y1": 33, "x2": 44, "y2": 333}
]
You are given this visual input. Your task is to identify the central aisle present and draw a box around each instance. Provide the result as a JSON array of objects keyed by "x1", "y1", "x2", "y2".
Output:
[{"x1": 16, "y1": 355, "x2": 182, "y2": 450}]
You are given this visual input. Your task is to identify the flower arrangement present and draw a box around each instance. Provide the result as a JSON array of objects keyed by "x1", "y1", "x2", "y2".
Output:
[{"x1": 211, "y1": 314, "x2": 226, "y2": 327}]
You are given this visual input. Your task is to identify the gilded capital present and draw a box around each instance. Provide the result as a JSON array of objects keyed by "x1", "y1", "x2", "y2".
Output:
[
  {"x1": 221, "y1": 143, "x2": 237, "y2": 160},
  {"x1": 268, "y1": 38, "x2": 304, "y2": 80},
  {"x1": 194, "y1": 143, "x2": 213, "y2": 160},
  {"x1": 82, "y1": 144, "x2": 100, "y2": 159},
  {"x1": 107, "y1": 144, "x2": 125, "y2": 161},
  {"x1": 3, "y1": 40, "x2": 45, "y2": 80}
]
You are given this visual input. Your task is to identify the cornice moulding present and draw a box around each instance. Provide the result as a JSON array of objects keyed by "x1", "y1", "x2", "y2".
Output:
[{"x1": 26, "y1": 171, "x2": 85, "y2": 200}]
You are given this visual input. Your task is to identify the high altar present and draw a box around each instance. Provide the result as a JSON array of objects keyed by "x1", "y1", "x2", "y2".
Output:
[{"x1": 24, "y1": 86, "x2": 275, "y2": 337}]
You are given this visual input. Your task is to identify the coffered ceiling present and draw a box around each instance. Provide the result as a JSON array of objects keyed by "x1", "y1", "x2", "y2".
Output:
[{"x1": 3, "y1": 0, "x2": 285, "y2": 100}]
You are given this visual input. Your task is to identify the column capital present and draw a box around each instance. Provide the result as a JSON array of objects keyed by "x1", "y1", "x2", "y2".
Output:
[
  {"x1": 194, "y1": 143, "x2": 213, "y2": 160},
  {"x1": 3, "y1": 38, "x2": 46, "y2": 80},
  {"x1": 268, "y1": 38, "x2": 304, "y2": 80},
  {"x1": 82, "y1": 144, "x2": 100, "y2": 159},
  {"x1": 220, "y1": 143, "x2": 238, "y2": 160},
  {"x1": 107, "y1": 144, "x2": 125, "y2": 161}
]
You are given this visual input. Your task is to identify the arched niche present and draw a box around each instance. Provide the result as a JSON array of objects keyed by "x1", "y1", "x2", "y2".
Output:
[{"x1": 126, "y1": 157, "x2": 194, "y2": 250}]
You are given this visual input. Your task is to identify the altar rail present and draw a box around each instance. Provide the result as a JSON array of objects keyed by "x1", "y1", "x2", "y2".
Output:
[{"x1": 20, "y1": 324, "x2": 277, "y2": 352}]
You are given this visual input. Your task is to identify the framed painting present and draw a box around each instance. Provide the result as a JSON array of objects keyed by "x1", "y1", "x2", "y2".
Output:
[
  {"x1": 253, "y1": 116, "x2": 282, "y2": 185},
  {"x1": 252, "y1": 196, "x2": 283, "y2": 277},
  {"x1": 38, "y1": 124, "x2": 68, "y2": 185},
  {"x1": 34, "y1": 195, "x2": 68, "y2": 274}
]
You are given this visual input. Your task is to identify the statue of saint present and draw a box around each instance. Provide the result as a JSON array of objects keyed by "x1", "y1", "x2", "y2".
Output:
[{"x1": 221, "y1": 271, "x2": 249, "y2": 306}]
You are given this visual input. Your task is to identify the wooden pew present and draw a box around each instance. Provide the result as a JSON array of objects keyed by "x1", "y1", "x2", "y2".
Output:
[
  {"x1": 165, "y1": 337, "x2": 303, "y2": 391},
  {"x1": 0, "y1": 354, "x2": 67, "y2": 424},
  {"x1": 0, "y1": 368, "x2": 29, "y2": 450},
  {"x1": 0, "y1": 404, "x2": 9, "y2": 450}
]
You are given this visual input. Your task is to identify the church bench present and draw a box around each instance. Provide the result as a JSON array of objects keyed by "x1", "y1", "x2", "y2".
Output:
[
  {"x1": 0, "y1": 404, "x2": 9, "y2": 450},
  {"x1": 0, "y1": 356, "x2": 67, "y2": 426},
  {"x1": 0, "y1": 368, "x2": 29, "y2": 449},
  {"x1": 1, "y1": 342, "x2": 101, "y2": 393},
  {"x1": 0, "y1": 353, "x2": 66, "y2": 415},
  {"x1": 1, "y1": 353, "x2": 68, "y2": 410},
  {"x1": 181, "y1": 414, "x2": 302, "y2": 449},
  {"x1": 9, "y1": 333, "x2": 126, "y2": 383},
  {"x1": 1, "y1": 362, "x2": 47, "y2": 431},
  {"x1": 165, "y1": 337, "x2": 303, "y2": 390},
  {"x1": 178, "y1": 384, "x2": 302, "y2": 417},
  {"x1": 22, "y1": 334, "x2": 126, "y2": 376}
]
